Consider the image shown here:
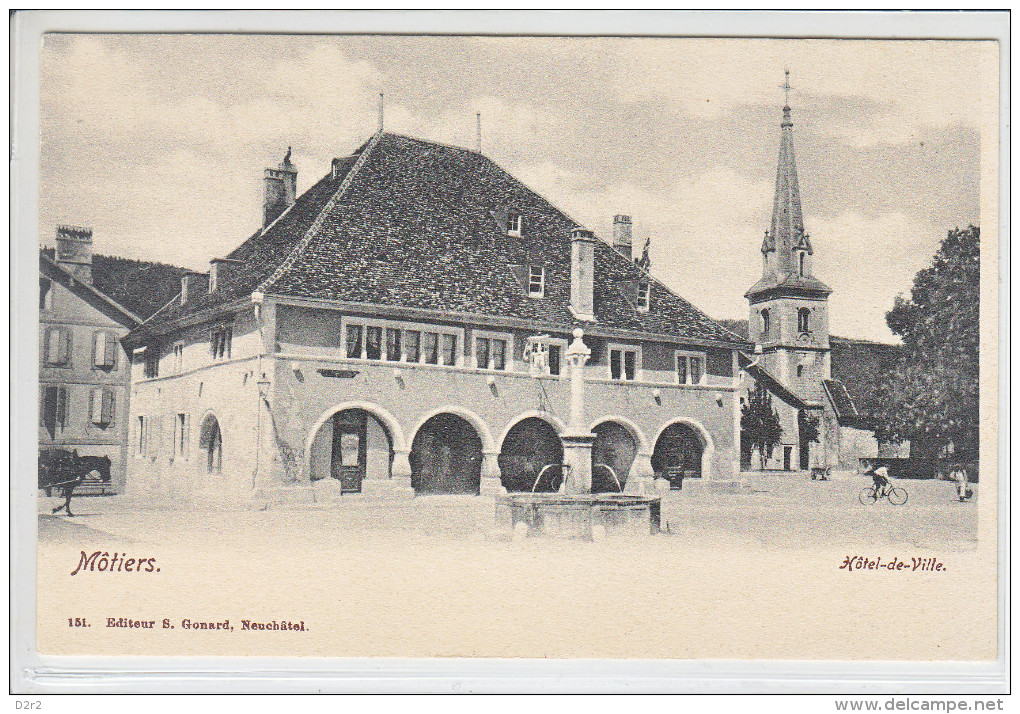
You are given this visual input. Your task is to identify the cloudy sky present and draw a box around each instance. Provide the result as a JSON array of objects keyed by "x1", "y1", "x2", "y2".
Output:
[{"x1": 38, "y1": 34, "x2": 995, "y2": 342}]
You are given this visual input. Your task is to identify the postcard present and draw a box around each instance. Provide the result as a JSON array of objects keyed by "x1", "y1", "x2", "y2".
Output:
[{"x1": 13, "y1": 11, "x2": 1005, "y2": 690}]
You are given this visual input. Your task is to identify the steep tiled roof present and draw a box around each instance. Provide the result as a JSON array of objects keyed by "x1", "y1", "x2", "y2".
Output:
[
  {"x1": 822, "y1": 378, "x2": 862, "y2": 427},
  {"x1": 132, "y1": 132, "x2": 746, "y2": 347}
]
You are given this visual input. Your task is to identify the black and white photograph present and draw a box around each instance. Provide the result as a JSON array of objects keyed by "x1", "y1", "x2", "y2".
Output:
[{"x1": 12, "y1": 10, "x2": 1005, "y2": 695}]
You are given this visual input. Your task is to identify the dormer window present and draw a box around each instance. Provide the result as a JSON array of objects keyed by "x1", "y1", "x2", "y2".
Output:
[
  {"x1": 507, "y1": 212, "x2": 523, "y2": 237},
  {"x1": 528, "y1": 266, "x2": 545, "y2": 297},
  {"x1": 636, "y1": 281, "x2": 651, "y2": 311},
  {"x1": 761, "y1": 308, "x2": 770, "y2": 336},
  {"x1": 798, "y1": 252, "x2": 806, "y2": 277}
]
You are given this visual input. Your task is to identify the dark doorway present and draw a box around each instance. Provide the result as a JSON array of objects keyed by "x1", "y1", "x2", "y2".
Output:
[
  {"x1": 783, "y1": 446, "x2": 793, "y2": 471},
  {"x1": 498, "y1": 417, "x2": 563, "y2": 492},
  {"x1": 651, "y1": 422, "x2": 703, "y2": 488},
  {"x1": 199, "y1": 415, "x2": 222, "y2": 474},
  {"x1": 410, "y1": 414, "x2": 483, "y2": 494},
  {"x1": 332, "y1": 410, "x2": 367, "y2": 492},
  {"x1": 591, "y1": 422, "x2": 636, "y2": 492}
]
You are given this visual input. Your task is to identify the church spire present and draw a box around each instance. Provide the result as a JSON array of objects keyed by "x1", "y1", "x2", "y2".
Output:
[{"x1": 764, "y1": 70, "x2": 811, "y2": 271}]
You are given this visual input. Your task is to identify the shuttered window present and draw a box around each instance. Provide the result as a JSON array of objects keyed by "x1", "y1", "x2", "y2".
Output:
[
  {"x1": 93, "y1": 331, "x2": 118, "y2": 369},
  {"x1": 44, "y1": 327, "x2": 71, "y2": 366},
  {"x1": 40, "y1": 385, "x2": 68, "y2": 436},
  {"x1": 90, "y1": 388, "x2": 115, "y2": 426}
]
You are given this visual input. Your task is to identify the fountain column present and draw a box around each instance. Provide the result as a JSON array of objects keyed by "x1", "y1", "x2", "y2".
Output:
[{"x1": 561, "y1": 328, "x2": 596, "y2": 495}]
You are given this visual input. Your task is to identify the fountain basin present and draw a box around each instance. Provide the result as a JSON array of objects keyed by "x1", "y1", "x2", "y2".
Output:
[{"x1": 496, "y1": 493, "x2": 661, "y2": 541}]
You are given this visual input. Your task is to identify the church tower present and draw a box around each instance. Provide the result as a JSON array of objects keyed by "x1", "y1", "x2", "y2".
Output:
[{"x1": 745, "y1": 73, "x2": 832, "y2": 401}]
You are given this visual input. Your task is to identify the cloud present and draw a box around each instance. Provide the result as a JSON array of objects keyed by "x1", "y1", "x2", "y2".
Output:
[
  {"x1": 610, "y1": 38, "x2": 997, "y2": 147},
  {"x1": 807, "y1": 210, "x2": 942, "y2": 342}
]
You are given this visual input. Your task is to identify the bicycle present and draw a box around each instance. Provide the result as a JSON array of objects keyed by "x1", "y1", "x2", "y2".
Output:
[{"x1": 859, "y1": 484, "x2": 908, "y2": 505}]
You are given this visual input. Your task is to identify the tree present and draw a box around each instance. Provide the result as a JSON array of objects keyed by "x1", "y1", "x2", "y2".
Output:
[
  {"x1": 741, "y1": 382, "x2": 783, "y2": 469},
  {"x1": 874, "y1": 226, "x2": 980, "y2": 459}
]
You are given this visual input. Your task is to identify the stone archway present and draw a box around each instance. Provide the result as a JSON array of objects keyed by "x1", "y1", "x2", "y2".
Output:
[
  {"x1": 651, "y1": 421, "x2": 707, "y2": 488},
  {"x1": 410, "y1": 413, "x2": 483, "y2": 495},
  {"x1": 499, "y1": 416, "x2": 564, "y2": 492},
  {"x1": 308, "y1": 408, "x2": 394, "y2": 493},
  {"x1": 591, "y1": 421, "x2": 637, "y2": 492},
  {"x1": 198, "y1": 414, "x2": 222, "y2": 475}
]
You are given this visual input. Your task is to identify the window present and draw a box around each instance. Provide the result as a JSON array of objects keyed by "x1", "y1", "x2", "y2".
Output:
[
  {"x1": 797, "y1": 364, "x2": 804, "y2": 378},
  {"x1": 92, "y1": 331, "x2": 119, "y2": 370},
  {"x1": 346, "y1": 325, "x2": 363, "y2": 358},
  {"x1": 208, "y1": 263, "x2": 218, "y2": 293},
  {"x1": 475, "y1": 337, "x2": 489, "y2": 370},
  {"x1": 137, "y1": 416, "x2": 146, "y2": 455},
  {"x1": 40, "y1": 385, "x2": 67, "y2": 437},
  {"x1": 44, "y1": 327, "x2": 71, "y2": 366},
  {"x1": 90, "y1": 387, "x2": 115, "y2": 427},
  {"x1": 524, "y1": 335, "x2": 566, "y2": 377},
  {"x1": 609, "y1": 347, "x2": 639, "y2": 381},
  {"x1": 548, "y1": 344, "x2": 561, "y2": 376},
  {"x1": 528, "y1": 266, "x2": 545, "y2": 297},
  {"x1": 507, "y1": 212, "x2": 523, "y2": 237},
  {"x1": 423, "y1": 332, "x2": 439, "y2": 364},
  {"x1": 144, "y1": 346, "x2": 160, "y2": 378},
  {"x1": 405, "y1": 331, "x2": 420, "y2": 362},
  {"x1": 636, "y1": 282, "x2": 651, "y2": 311},
  {"x1": 175, "y1": 413, "x2": 189, "y2": 457},
  {"x1": 40, "y1": 278, "x2": 52, "y2": 311},
  {"x1": 760, "y1": 308, "x2": 770, "y2": 336},
  {"x1": 441, "y1": 334, "x2": 457, "y2": 366},
  {"x1": 385, "y1": 328, "x2": 402, "y2": 362},
  {"x1": 474, "y1": 334, "x2": 508, "y2": 371},
  {"x1": 677, "y1": 351, "x2": 706, "y2": 385},
  {"x1": 172, "y1": 343, "x2": 184, "y2": 374},
  {"x1": 799, "y1": 252, "x2": 806, "y2": 277},
  {"x1": 211, "y1": 325, "x2": 232, "y2": 360},
  {"x1": 798, "y1": 307, "x2": 810, "y2": 333},
  {"x1": 365, "y1": 326, "x2": 382, "y2": 360}
]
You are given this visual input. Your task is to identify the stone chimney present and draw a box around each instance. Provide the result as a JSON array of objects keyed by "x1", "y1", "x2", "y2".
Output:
[
  {"x1": 263, "y1": 147, "x2": 297, "y2": 228},
  {"x1": 612, "y1": 214, "x2": 632, "y2": 260},
  {"x1": 570, "y1": 227, "x2": 596, "y2": 322},
  {"x1": 55, "y1": 225, "x2": 93, "y2": 284}
]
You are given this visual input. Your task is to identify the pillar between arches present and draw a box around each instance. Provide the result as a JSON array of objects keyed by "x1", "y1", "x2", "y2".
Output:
[
  {"x1": 625, "y1": 451, "x2": 656, "y2": 495},
  {"x1": 480, "y1": 451, "x2": 506, "y2": 496}
]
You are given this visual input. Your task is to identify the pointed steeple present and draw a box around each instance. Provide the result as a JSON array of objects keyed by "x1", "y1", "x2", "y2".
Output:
[
  {"x1": 766, "y1": 89, "x2": 811, "y2": 273},
  {"x1": 746, "y1": 72, "x2": 830, "y2": 301}
]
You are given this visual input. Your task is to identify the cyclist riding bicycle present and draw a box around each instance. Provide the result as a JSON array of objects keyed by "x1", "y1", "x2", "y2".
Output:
[{"x1": 863, "y1": 460, "x2": 891, "y2": 498}]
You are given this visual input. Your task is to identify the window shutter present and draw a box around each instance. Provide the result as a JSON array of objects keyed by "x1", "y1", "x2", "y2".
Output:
[
  {"x1": 90, "y1": 388, "x2": 100, "y2": 423},
  {"x1": 55, "y1": 387, "x2": 67, "y2": 427},
  {"x1": 102, "y1": 389, "x2": 114, "y2": 425},
  {"x1": 92, "y1": 331, "x2": 101, "y2": 367},
  {"x1": 45, "y1": 328, "x2": 59, "y2": 363},
  {"x1": 58, "y1": 328, "x2": 70, "y2": 364},
  {"x1": 106, "y1": 332, "x2": 118, "y2": 367},
  {"x1": 507, "y1": 264, "x2": 529, "y2": 293}
]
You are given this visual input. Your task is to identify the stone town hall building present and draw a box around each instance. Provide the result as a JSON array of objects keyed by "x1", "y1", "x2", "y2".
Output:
[{"x1": 124, "y1": 100, "x2": 858, "y2": 503}]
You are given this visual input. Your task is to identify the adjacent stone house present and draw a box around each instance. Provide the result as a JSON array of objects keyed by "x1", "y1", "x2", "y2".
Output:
[{"x1": 39, "y1": 228, "x2": 142, "y2": 493}]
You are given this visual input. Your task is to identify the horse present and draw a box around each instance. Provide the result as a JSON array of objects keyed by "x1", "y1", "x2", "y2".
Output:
[{"x1": 38, "y1": 449, "x2": 112, "y2": 517}]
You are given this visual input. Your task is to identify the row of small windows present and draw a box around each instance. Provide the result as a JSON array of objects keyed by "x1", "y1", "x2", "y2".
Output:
[
  {"x1": 344, "y1": 322, "x2": 511, "y2": 371},
  {"x1": 608, "y1": 347, "x2": 705, "y2": 384},
  {"x1": 40, "y1": 384, "x2": 117, "y2": 436},
  {"x1": 43, "y1": 328, "x2": 120, "y2": 370},
  {"x1": 760, "y1": 308, "x2": 812, "y2": 336},
  {"x1": 140, "y1": 324, "x2": 233, "y2": 379}
]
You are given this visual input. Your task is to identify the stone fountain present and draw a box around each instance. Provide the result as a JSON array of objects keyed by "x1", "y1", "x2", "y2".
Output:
[{"x1": 497, "y1": 329, "x2": 662, "y2": 541}]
